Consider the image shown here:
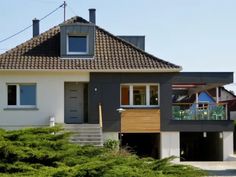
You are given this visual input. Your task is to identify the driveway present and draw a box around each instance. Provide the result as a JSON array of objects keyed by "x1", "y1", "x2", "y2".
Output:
[{"x1": 178, "y1": 161, "x2": 236, "y2": 176}]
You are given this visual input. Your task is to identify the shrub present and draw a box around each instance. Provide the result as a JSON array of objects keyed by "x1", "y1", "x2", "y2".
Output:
[
  {"x1": 0, "y1": 127, "x2": 206, "y2": 177},
  {"x1": 103, "y1": 139, "x2": 119, "y2": 150}
]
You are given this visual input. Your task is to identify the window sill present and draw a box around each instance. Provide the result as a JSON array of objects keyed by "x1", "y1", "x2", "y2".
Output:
[
  {"x1": 120, "y1": 106, "x2": 160, "y2": 109},
  {"x1": 67, "y1": 52, "x2": 88, "y2": 55},
  {"x1": 4, "y1": 107, "x2": 39, "y2": 111}
]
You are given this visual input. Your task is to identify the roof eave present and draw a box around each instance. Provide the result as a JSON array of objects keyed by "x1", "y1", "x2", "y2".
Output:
[{"x1": 0, "y1": 68, "x2": 182, "y2": 73}]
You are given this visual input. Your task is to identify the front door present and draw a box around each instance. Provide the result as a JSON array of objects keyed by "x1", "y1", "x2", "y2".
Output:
[{"x1": 65, "y1": 82, "x2": 84, "y2": 124}]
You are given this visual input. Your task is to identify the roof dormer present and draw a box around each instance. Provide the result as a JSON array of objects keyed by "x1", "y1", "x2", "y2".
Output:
[{"x1": 60, "y1": 9, "x2": 96, "y2": 59}]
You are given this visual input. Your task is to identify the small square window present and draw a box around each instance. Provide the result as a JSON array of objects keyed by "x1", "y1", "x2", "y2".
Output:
[{"x1": 68, "y1": 36, "x2": 87, "y2": 54}]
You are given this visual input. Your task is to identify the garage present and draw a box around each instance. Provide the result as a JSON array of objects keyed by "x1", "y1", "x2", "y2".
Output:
[
  {"x1": 180, "y1": 132, "x2": 223, "y2": 161},
  {"x1": 120, "y1": 133, "x2": 160, "y2": 159}
]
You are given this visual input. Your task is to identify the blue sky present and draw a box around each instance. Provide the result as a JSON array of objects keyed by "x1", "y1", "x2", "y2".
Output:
[{"x1": 0, "y1": 0, "x2": 235, "y2": 91}]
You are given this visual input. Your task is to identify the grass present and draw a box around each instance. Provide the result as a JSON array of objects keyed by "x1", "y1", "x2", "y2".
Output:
[{"x1": 0, "y1": 126, "x2": 207, "y2": 177}]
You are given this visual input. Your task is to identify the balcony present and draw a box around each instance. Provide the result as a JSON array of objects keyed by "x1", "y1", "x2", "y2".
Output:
[{"x1": 172, "y1": 103, "x2": 228, "y2": 120}]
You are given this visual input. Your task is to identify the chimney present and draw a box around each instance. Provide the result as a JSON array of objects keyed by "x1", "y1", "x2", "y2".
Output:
[
  {"x1": 32, "y1": 18, "x2": 40, "y2": 37},
  {"x1": 118, "y1": 36, "x2": 145, "y2": 50},
  {"x1": 89, "y1": 8, "x2": 96, "y2": 24}
]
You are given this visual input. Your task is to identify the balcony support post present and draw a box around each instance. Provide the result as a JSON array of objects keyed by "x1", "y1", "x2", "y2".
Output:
[
  {"x1": 195, "y1": 92, "x2": 199, "y2": 107},
  {"x1": 216, "y1": 87, "x2": 219, "y2": 104}
]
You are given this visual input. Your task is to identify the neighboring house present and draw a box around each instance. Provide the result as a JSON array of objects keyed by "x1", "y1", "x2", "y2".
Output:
[
  {"x1": 0, "y1": 9, "x2": 234, "y2": 161},
  {"x1": 208, "y1": 87, "x2": 236, "y2": 120},
  {"x1": 208, "y1": 86, "x2": 236, "y2": 102},
  {"x1": 222, "y1": 99, "x2": 236, "y2": 120},
  {"x1": 173, "y1": 91, "x2": 227, "y2": 121}
]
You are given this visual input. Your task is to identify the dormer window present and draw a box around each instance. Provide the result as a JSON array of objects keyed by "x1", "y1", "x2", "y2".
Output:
[
  {"x1": 67, "y1": 35, "x2": 88, "y2": 54},
  {"x1": 60, "y1": 23, "x2": 95, "y2": 58}
]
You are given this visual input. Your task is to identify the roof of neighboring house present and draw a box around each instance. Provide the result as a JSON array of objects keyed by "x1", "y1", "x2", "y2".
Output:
[
  {"x1": 220, "y1": 99, "x2": 236, "y2": 111},
  {"x1": 173, "y1": 94, "x2": 195, "y2": 103},
  {"x1": 208, "y1": 87, "x2": 236, "y2": 98},
  {"x1": 0, "y1": 16, "x2": 181, "y2": 72},
  {"x1": 173, "y1": 91, "x2": 215, "y2": 103}
]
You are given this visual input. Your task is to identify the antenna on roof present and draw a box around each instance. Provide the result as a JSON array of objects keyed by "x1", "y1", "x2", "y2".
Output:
[{"x1": 63, "y1": 1, "x2": 67, "y2": 22}]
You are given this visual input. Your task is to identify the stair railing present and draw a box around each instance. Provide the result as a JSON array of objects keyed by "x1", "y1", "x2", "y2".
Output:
[{"x1": 99, "y1": 103, "x2": 103, "y2": 129}]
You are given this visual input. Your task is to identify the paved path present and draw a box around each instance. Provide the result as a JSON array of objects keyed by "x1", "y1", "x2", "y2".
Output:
[{"x1": 177, "y1": 162, "x2": 236, "y2": 177}]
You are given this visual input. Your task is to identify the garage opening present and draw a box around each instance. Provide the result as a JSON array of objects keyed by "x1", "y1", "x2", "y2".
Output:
[
  {"x1": 180, "y1": 132, "x2": 223, "y2": 161},
  {"x1": 120, "y1": 133, "x2": 160, "y2": 159}
]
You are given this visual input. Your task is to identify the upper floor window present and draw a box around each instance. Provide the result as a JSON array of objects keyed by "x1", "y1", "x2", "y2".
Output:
[
  {"x1": 60, "y1": 24, "x2": 95, "y2": 58},
  {"x1": 67, "y1": 35, "x2": 88, "y2": 54},
  {"x1": 7, "y1": 84, "x2": 36, "y2": 108},
  {"x1": 121, "y1": 84, "x2": 159, "y2": 107}
]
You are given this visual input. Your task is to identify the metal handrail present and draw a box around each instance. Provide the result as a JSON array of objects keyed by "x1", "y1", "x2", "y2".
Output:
[
  {"x1": 172, "y1": 102, "x2": 227, "y2": 106},
  {"x1": 99, "y1": 103, "x2": 103, "y2": 128}
]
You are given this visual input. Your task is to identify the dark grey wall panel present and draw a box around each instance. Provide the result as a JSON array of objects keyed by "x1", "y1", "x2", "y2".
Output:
[
  {"x1": 88, "y1": 73, "x2": 175, "y2": 132},
  {"x1": 172, "y1": 72, "x2": 233, "y2": 84},
  {"x1": 88, "y1": 82, "x2": 101, "y2": 124},
  {"x1": 117, "y1": 36, "x2": 145, "y2": 50},
  {"x1": 164, "y1": 120, "x2": 234, "y2": 132},
  {"x1": 88, "y1": 72, "x2": 234, "y2": 132},
  {"x1": 159, "y1": 80, "x2": 173, "y2": 131}
]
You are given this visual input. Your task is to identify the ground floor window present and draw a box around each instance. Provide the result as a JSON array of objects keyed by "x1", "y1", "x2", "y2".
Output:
[
  {"x1": 7, "y1": 84, "x2": 36, "y2": 107},
  {"x1": 121, "y1": 84, "x2": 159, "y2": 107}
]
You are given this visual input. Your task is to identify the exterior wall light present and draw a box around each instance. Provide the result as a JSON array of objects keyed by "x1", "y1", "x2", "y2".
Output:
[
  {"x1": 116, "y1": 108, "x2": 126, "y2": 113},
  {"x1": 219, "y1": 132, "x2": 223, "y2": 139},
  {"x1": 203, "y1": 132, "x2": 207, "y2": 138}
]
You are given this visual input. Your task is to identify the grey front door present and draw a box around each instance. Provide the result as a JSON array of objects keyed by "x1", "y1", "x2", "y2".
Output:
[{"x1": 65, "y1": 82, "x2": 84, "y2": 123}]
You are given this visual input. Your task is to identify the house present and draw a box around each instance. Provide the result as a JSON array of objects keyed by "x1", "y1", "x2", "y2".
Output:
[
  {"x1": 208, "y1": 87, "x2": 236, "y2": 120},
  {"x1": 173, "y1": 91, "x2": 225, "y2": 120},
  {"x1": 0, "y1": 9, "x2": 234, "y2": 161},
  {"x1": 208, "y1": 86, "x2": 236, "y2": 102}
]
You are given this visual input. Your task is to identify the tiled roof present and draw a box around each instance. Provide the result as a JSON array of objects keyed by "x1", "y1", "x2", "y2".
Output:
[{"x1": 0, "y1": 16, "x2": 182, "y2": 72}]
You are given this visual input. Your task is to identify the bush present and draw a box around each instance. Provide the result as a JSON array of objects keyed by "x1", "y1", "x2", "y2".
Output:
[
  {"x1": 0, "y1": 126, "x2": 206, "y2": 177},
  {"x1": 103, "y1": 139, "x2": 119, "y2": 150}
]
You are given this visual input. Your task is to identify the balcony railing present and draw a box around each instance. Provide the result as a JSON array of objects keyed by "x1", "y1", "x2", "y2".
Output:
[{"x1": 172, "y1": 103, "x2": 228, "y2": 120}]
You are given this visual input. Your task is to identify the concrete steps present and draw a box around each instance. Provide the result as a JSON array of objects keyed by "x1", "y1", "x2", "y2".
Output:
[{"x1": 63, "y1": 124, "x2": 103, "y2": 146}]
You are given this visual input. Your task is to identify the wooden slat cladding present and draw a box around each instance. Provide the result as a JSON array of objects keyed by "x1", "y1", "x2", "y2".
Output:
[{"x1": 121, "y1": 109, "x2": 160, "y2": 133}]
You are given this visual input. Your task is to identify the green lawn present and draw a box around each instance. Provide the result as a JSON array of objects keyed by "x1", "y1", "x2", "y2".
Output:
[{"x1": 0, "y1": 126, "x2": 206, "y2": 177}]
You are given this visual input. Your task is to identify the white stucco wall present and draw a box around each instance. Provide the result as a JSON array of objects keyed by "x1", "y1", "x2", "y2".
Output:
[
  {"x1": 0, "y1": 71, "x2": 89, "y2": 129},
  {"x1": 219, "y1": 89, "x2": 235, "y2": 101},
  {"x1": 160, "y1": 132, "x2": 180, "y2": 161},
  {"x1": 223, "y1": 131, "x2": 234, "y2": 161}
]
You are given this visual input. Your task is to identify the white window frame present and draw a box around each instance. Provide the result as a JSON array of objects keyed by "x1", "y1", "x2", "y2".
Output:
[
  {"x1": 66, "y1": 35, "x2": 89, "y2": 55},
  {"x1": 7, "y1": 83, "x2": 37, "y2": 108},
  {"x1": 120, "y1": 83, "x2": 160, "y2": 108}
]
